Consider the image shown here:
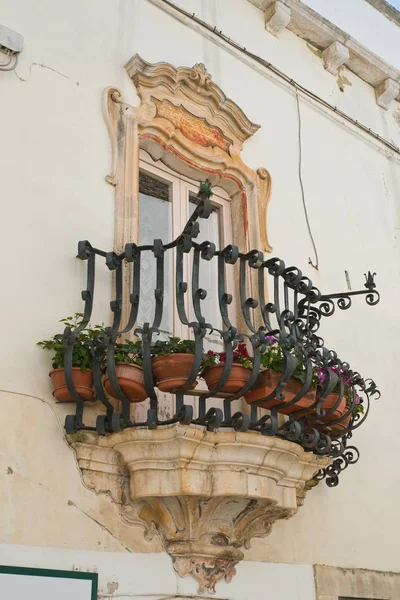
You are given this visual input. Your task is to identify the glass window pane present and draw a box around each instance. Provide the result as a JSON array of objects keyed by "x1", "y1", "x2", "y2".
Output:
[
  {"x1": 137, "y1": 172, "x2": 173, "y2": 339},
  {"x1": 189, "y1": 195, "x2": 223, "y2": 349}
]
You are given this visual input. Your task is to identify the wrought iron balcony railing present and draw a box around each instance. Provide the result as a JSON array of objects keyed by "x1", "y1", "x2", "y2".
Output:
[{"x1": 59, "y1": 182, "x2": 380, "y2": 487}]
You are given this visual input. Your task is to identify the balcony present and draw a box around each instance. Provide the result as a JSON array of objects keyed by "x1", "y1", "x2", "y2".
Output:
[{"x1": 43, "y1": 182, "x2": 380, "y2": 594}]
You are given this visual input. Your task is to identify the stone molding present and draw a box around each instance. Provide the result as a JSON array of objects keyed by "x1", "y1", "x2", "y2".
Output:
[
  {"x1": 70, "y1": 425, "x2": 330, "y2": 594},
  {"x1": 248, "y1": 0, "x2": 400, "y2": 108},
  {"x1": 363, "y1": 0, "x2": 400, "y2": 28},
  {"x1": 314, "y1": 564, "x2": 400, "y2": 599},
  {"x1": 264, "y1": 1, "x2": 291, "y2": 37}
]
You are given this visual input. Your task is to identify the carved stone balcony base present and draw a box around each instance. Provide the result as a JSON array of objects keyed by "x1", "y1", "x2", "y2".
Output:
[{"x1": 70, "y1": 425, "x2": 330, "y2": 594}]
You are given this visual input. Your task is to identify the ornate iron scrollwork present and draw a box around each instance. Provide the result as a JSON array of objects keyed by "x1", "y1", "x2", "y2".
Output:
[{"x1": 60, "y1": 182, "x2": 380, "y2": 487}]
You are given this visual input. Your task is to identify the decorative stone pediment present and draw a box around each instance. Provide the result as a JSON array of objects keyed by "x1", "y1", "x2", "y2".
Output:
[
  {"x1": 70, "y1": 425, "x2": 330, "y2": 594},
  {"x1": 124, "y1": 54, "x2": 260, "y2": 152}
]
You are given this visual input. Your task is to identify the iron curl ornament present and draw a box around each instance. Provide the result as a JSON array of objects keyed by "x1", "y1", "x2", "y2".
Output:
[{"x1": 58, "y1": 181, "x2": 380, "y2": 487}]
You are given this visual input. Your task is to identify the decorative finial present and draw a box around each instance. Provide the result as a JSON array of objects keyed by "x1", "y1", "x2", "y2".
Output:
[
  {"x1": 364, "y1": 271, "x2": 376, "y2": 290},
  {"x1": 190, "y1": 63, "x2": 212, "y2": 88},
  {"x1": 199, "y1": 179, "x2": 213, "y2": 199}
]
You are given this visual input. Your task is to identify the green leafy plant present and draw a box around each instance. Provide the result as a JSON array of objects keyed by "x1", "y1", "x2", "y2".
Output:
[
  {"x1": 260, "y1": 335, "x2": 319, "y2": 388},
  {"x1": 37, "y1": 313, "x2": 104, "y2": 372},
  {"x1": 199, "y1": 179, "x2": 213, "y2": 198},
  {"x1": 201, "y1": 342, "x2": 252, "y2": 371},
  {"x1": 151, "y1": 336, "x2": 196, "y2": 358},
  {"x1": 114, "y1": 340, "x2": 143, "y2": 367}
]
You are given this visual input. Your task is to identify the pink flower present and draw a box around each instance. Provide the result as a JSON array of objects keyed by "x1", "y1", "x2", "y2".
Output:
[
  {"x1": 355, "y1": 394, "x2": 361, "y2": 405},
  {"x1": 315, "y1": 368, "x2": 326, "y2": 383}
]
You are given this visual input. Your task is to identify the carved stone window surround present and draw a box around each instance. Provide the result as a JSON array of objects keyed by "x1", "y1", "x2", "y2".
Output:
[{"x1": 103, "y1": 55, "x2": 272, "y2": 329}]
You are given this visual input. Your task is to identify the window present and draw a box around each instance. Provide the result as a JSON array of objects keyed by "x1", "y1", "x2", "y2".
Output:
[{"x1": 137, "y1": 150, "x2": 233, "y2": 347}]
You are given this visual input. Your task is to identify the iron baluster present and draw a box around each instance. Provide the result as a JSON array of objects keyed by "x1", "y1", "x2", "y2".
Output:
[{"x1": 64, "y1": 242, "x2": 96, "y2": 434}]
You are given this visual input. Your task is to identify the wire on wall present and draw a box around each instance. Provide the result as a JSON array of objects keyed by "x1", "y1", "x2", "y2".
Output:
[
  {"x1": 152, "y1": 0, "x2": 400, "y2": 159},
  {"x1": 295, "y1": 88, "x2": 319, "y2": 270},
  {"x1": 0, "y1": 49, "x2": 18, "y2": 71}
]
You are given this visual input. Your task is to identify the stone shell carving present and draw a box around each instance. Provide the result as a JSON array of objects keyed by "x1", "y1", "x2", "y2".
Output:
[{"x1": 70, "y1": 425, "x2": 330, "y2": 594}]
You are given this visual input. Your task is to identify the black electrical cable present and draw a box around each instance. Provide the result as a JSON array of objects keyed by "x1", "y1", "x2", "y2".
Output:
[{"x1": 295, "y1": 90, "x2": 319, "y2": 270}]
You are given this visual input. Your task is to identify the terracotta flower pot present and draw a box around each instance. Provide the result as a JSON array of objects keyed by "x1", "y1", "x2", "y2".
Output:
[
  {"x1": 244, "y1": 368, "x2": 316, "y2": 414},
  {"x1": 313, "y1": 393, "x2": 351, "y2": 434},
  {"x1": 152, "y1": 353, "x2": 198, "y2": 392},
  {"x1": 203, "y1": 363, "x2": 251, "y2": 394},
  {"x1": 49, "y1": 367, "x2": 94, "y2": 402},
  {"x1": 104, "y1": 363, "x2": 148, "y2": 402}
]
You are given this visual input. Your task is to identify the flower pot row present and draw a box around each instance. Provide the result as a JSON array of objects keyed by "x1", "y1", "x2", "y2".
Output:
[
  {"x1": 203, "y1": 363, "x2": 350, "y2": 434},
  {"x1": 49, "y1": 360, "x2": 350, "y2": 434},
  {"x1": 241, "y1": 366, "x2": 350, "y2": 434},
  {"x1": 50, "y1": 353, "x2": 198, "y2": 403},
  {"x1": 39, "y1": 318, "x2": 356, "y2": 435}
]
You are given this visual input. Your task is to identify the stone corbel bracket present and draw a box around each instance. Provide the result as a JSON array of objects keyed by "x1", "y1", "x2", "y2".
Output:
[
  {"x1": 322, "y1": 42, "x2": 349, "y2": 76},
  {"x1": 70, "y1": 425, "x2": 330, "y2": 594},
  {"x1": 375, "y1": 78, "x2": 400, "y2": 110},
  {"x1": 265, "y1": 1, "x2": 291, "y2": 37}
]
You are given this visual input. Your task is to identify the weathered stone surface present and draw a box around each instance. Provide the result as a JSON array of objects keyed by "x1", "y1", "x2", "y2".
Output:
[
  {"x1": 314, "y1": 564, "x2": 400, "y2": 599},
  {"x1": 322, "y1": 41, "x2": 350, "y2": 75},
  {"x1": 264, "y1": 1, "x2": 291, "y2": 37},
  {"x1": 70, "y1": 425, "x2": 330, "y2": 594},
  {"x1": 375, "y1": 77, "x2": 400, "y2": 109}
]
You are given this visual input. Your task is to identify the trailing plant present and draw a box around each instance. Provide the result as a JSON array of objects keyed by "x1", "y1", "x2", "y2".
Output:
[
  {"x1": 260, "y1": 335, "x2": 319, "y2": 388},
  {"x1": 315, "y1": 366, "x2": 364, "y2": 416},
  {"x1": 151, "y1": 336, "x2": 196, "y2": 358},
  {"x1": 201, "y1": 342, "x2": 252, "y2": 371},
  {"x1": 37, "y1": 313, "x2": 105, "y2": 372}
]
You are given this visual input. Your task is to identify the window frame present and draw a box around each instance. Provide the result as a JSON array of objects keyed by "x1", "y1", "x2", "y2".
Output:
[
  {"x1": 138, "y1": 150, "x2": 235, "y2": 340},
  {"x1": 0, "y1": 565, "x2": 98, "y2": 600}
]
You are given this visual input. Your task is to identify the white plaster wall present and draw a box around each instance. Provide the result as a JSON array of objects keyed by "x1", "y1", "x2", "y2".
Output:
[{"x1": 1, "y1": 0, "x2": 400, "y2": 593}]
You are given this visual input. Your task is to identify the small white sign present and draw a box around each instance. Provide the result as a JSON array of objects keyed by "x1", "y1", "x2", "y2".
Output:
[{"x1": 0, "y1": 566, "x2": 98, "y2": 600}]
